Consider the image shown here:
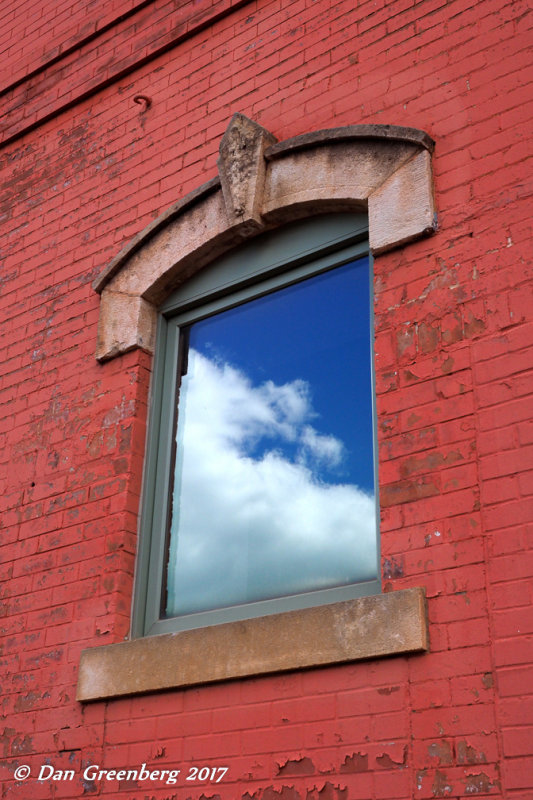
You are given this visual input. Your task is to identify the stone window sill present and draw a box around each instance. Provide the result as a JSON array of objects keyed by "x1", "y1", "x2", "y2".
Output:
[{"x1": 77, "y1": 587, "x2": 428, "y2": 702}]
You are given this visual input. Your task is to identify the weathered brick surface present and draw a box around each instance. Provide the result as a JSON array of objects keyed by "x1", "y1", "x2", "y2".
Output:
[{"x1": 1, "y1": 0, "x2": 532, "y2": 797}]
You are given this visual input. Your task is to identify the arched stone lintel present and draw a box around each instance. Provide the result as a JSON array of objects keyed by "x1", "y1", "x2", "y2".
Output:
[
  {"x1": 264, "y1": 123, "x2": 435, "y2": 160},
  {"x1": 94, "y1": 117, "x2": 436, "y2": 362},
  {"x1": 93, "y1": 176, "x2": 221, "y2": 295}
]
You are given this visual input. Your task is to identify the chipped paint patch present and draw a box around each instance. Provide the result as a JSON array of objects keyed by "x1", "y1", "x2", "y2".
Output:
[
  {"x1": 277, "y1": 757, "x2": 315, "y2": 776},
  {"x1": 427, "y1": 740, "x2": 453, "y2": 766},
  {"x1": 432, "y1": 769, "x2": 453, "y2": 796},
  {"x1": 340, "y1": 752, "x2": 368, "y2": 773},
  {"x1": 456, "y1": 741, "x2": 487, "y2": 765},
  {"x1": 463, "y1": 771, "x2": 499, "y2": 794}
]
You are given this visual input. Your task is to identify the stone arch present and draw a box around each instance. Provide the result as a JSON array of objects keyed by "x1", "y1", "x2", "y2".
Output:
[{"x1": 94, "y1": 114, "x2": 436, "y2": 361}]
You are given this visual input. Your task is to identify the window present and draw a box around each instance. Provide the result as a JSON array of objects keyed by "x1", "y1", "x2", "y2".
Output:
[
  {"x1": 133, "y1": 213, "x2": 381, "y2": 637},
  {"x1": 78, "y1": 120, "x2": 431, "y2": 701}
]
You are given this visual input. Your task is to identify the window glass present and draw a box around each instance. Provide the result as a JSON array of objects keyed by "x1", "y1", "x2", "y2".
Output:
[{"x1": 164, "y1": 256, "x2": 377, "y2": 619}]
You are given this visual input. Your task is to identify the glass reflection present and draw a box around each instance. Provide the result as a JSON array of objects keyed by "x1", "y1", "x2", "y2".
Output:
[{"x1": 165, "y1": 257, "x2": 377, "y2": 617}]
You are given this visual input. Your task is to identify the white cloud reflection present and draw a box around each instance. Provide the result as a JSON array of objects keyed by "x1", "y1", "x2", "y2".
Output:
[{"x1": 166, "y1": 350, "x2": 377, "y2": 617}]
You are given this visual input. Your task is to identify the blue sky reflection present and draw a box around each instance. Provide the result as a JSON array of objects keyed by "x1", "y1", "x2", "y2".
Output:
[{"x1": 166, "y1": 258, "x2": 377, "y2": 617}]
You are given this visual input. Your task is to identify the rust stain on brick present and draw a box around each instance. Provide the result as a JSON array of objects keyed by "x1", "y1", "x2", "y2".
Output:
[
  {"x1": 340, "y1": 752, "x2": 368, "y2": 773},
  {"x1": 277, "y1": 756, "x2": 315, "y2": 776}
]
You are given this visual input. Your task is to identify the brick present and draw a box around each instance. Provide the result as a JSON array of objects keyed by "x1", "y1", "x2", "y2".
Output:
[
  {"x1": 411, "y1": 703, "x2": 496, "y2": 739},
  {"x1": 493, "y1": 606, "x2": 533, "y2": 638},
  {"x1": 450, "y1": 674, "x2": 496, "y2": 707},
  {"x1": 337, "y1": 686, "x2": 408, "y2": 718},
  {"x1": 488, "y1": 552, "x2": 533, "y2": 584},
  {"x1": 499, "y1": 697, "x2": 533, "y2": 727},
  {"x1": 493, "y1": 636, "x2": 533, "y2": 668},
  {"x1": 410, "y1": 679, "x2": 452, "y2": 711},
  {"x1": 502, "y1": 726, "x2": 533, "y2": 758},
  {"x1": 409, "y1": 646, "x2": 492, "y2": 683},
  {"x1": 503, "y1": 756, "x2": 533, "y2": 790},
  {"x1": 497, "y1": 665, "x2": 533, "y2": 697},
  {"x1": 491, "y1": 579, "x2": 531, "y2": 610}
]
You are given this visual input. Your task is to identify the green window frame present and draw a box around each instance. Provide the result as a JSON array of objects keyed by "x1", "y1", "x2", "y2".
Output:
[{"x1": 132, "y1": 213, "x2": 381, "y2": 638}]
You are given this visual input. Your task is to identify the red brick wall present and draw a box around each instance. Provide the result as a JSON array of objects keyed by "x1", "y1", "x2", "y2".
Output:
[{"x1": 1, "y1": 0, "x2": 532, "y2": 797}]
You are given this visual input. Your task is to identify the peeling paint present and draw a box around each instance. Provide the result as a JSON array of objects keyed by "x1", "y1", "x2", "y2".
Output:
[
  {"x1": 243, "y1": 784, "x2": 348, "y2": 800},
  {"x1": 382, "y1": 555, "x2": 404, "y2": 579},
  {"x1": 417, "y1": 321, "x2": 439, "y2": 353},
  {"x1": 456, "y1": 740, "x2": 487, "y2": 765},
  {"x1": 306, "y1": 782, "x2": 348, "y2": 800},
  {"x1": 340, "y1": 752, "x2": 368, "y2": 773},
  {"x1": 0, "y1": 728, "x2": 16, "y2": 758},
  {"x1": 463, "y1": 771, "x2": 499, "y2": 794},
  {"x1": 376, "y1": 745, "x2": 407, "y2": 768},
  {"x1": 482, "y1": 672, "x2": 493, "y2": 689},
  {"x1": 253, "y1": 788, "x2": 300, "y2": 800},
  {"x1": 416, "y1": 769, "x2": 427, "y2": 791},
  {"x1": 81, "y1": 776, "x2": 97, "y2": 794},
  {"x1": 432, "y1": 768, "x2": 453, "y2": 796},
  {"x1": 441, "y1": 356, "x2": 454, "y2": 373},
  {"x1": 11, "y1": 733, "x2": 33, "y2": 754},
  {"x1": 463, "y1": 314, "x2": 486, "y2": 338},
  {"x1": 277, "y1": 756, "x2": 315, "y2": 776},
  {"x1": 102, "y1": 396, "x2": 136, "y2": 428},
  {"x1": 427, "y1": 740, "x2": 453, "y2": 766},
  {"x1": 13, "y1": 691, "x2": 41, "y2": 712}
]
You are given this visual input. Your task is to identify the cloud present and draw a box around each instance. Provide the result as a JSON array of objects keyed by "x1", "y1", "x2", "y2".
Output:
[{"x1": 167, "y1": 350, "x2": 377, "y2": 617}]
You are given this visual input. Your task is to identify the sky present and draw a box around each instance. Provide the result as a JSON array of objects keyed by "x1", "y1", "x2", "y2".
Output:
[{"x1": 165, "y1": 258, "x2": 377, "y2": 618}]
